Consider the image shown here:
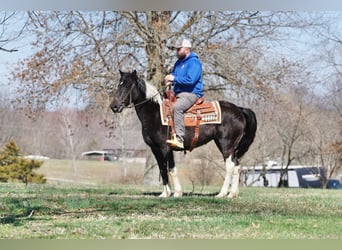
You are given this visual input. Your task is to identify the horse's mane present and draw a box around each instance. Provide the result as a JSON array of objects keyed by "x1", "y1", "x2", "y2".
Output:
[{"x1": 144, "y1": 80, "x2": 163, "y2": 105}]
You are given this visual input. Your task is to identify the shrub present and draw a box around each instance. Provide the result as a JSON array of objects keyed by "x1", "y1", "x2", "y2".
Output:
[{"x1": 0, "y1": 139, "x2": 46, "y2": 185}]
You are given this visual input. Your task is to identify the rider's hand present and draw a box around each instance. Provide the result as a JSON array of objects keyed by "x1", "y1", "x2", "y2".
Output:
[
  {"x1": 164, "y1": 74, "x2": 174, "y2": 86},
  {"x1": 165, "y1": 81, "x2": 173, "y2": 87}
]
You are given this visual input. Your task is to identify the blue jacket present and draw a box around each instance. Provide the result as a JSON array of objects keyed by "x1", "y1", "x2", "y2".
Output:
[{"x1": 171, "y1": 51, "x2": 203, "y2": 97}]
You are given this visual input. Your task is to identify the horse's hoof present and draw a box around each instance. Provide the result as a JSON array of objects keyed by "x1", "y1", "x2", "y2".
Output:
[
  {"x1": 227, "y1": 192, "x2": 238, "y2": 199},
  {"x1": 215, "y1": 192, "x2": 227, "y2": 198},
  {"x1": 159, "y1": 192, "x2": 171, "y2": 198},
  {"x1": 173, "y1": 191, "x2": 183, "y2": 198},
  {"x1": 159, "y1": 185, "x2": 171, "y2": 198}
]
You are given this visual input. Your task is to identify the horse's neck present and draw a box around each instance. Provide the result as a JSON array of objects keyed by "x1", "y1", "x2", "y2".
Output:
[{"x1": 134, "y1": 101, "x2": 160, "y2": 127}]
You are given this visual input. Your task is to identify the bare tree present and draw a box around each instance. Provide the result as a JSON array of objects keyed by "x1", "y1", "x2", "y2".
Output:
[
  {"x1": 309, "y1": 104, "x2": 341, "y2": 180},
  {"x1": 309, "y1": 15, "x2": 342, "y2": 178}
]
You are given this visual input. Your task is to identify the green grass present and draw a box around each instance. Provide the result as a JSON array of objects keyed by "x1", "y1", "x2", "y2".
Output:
[{"x1": 0, "y1": 183, "x2": 342, "y2": 239}]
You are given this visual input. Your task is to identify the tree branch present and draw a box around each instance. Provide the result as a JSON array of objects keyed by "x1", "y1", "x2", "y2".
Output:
[{"x1": 0, "y1": 47, "x2": 18, "y2": 52}]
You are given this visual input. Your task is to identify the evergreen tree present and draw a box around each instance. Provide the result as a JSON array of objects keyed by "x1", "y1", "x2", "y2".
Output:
[{"x1": 0, "y1": 140, "x2": 46, "y2": 185}]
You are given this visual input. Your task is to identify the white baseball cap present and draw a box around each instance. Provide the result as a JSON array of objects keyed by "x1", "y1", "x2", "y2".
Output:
[{"x1": 174, "y1": 39, "x2": 192, "y2": 48}]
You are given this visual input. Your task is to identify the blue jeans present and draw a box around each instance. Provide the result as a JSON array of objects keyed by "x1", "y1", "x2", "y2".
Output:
[{"x1": 173, "y1": 92, "x2": 199, "y2": 140}]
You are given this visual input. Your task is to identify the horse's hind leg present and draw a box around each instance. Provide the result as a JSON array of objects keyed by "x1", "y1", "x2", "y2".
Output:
[
  {"x1": 228, "y1": 163, "x2": 240, "y2": 199},
  {"x1": 216, "y1": 155, "x2": 234, "y2": 198}
]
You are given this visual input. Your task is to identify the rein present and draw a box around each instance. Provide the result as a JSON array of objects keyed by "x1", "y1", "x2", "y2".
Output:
[
  {"x1": 119, "y1": 83, "x2": 164, "y2": 110},
  {"x1": 133, "y1": 91, "x2": 161, "y2": 108}
]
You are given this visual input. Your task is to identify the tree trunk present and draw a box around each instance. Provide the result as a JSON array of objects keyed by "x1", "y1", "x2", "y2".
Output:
[{"x1": 143, "y1": 12, "x2": 171, "y2": 185}]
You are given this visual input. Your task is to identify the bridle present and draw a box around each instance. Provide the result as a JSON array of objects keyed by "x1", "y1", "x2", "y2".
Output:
[
  {"x1": 117, "y1": 82, "x2": 135, "y2": 109},
  {"x1": 116, "y1": 80, "x2": 162, "y2": 110}
]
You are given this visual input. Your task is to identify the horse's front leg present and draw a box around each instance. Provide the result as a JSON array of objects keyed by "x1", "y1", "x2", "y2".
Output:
[
  {"x1": 158, "y1": 164, "x2": 172, "y2": 198},
  {"x1": 151, "y1": 147, "x2": 173, "y2": 198},
  {"x1": 169, "y1": 167, "x2": 183, "y2": 197},
  {"x1": 167, "y1": 150, "x2": 183, "y2": 197},
  {"x1": 160, "y1": 183, "x2": 172, "y2": 198}
]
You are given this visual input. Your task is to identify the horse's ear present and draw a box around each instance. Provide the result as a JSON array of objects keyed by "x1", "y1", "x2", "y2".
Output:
[
  {"x1": 119, "y1": 70, "x2": 123, "y2": 76},
  {"x1": 132, "y1": 70, "x2": 137, "y2": 78}
]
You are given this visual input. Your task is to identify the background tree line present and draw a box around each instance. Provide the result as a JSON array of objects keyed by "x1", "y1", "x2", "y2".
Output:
[{"x1": 0, "y1": 11, "x2": 341, "y2": 184}]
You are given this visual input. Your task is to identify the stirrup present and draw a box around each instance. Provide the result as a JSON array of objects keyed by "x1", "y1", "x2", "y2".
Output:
[{"x1": 166, "y1": 134, "x2": 184, "y2": 149}]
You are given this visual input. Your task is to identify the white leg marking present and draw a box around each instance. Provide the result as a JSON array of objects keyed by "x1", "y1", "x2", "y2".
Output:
[
  {"x1": 216, "y1": 156, "x2": 234, "y2": 198},
  {"x1": 159, "y1": 184, "x2": 171, "y2": 198},
  {"x1": 228, "y1": 165, "x2": 240, "y2": 199},
  {"x1": 169, "y1": 167, "x2": 183, "y2": 197}
]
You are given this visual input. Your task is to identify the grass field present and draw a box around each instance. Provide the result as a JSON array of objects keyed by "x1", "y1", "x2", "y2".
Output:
[
  {"x1": 0, "y1": 159, "x2": 342, "y2": 239},
  {"x1": 1, "y1": 183, "x2": 342, "y2": 239},
  {"x1": 36, "y1": 158, "x2": 146, "y2": 185}
]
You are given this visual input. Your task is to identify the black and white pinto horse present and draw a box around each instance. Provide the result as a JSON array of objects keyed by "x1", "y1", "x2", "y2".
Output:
[{"x1": 110, "y1": 70, "x2": 257, "y2": 198}]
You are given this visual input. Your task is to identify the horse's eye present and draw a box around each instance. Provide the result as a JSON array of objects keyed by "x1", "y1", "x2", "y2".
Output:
[{"x1": 119, "y1": 81, "x2": 124, "y2": 86}]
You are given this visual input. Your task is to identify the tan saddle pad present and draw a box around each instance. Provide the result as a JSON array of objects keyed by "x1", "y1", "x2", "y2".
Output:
[{"x1": 160, "y1": 98, "x2": 221, "y2": 126}]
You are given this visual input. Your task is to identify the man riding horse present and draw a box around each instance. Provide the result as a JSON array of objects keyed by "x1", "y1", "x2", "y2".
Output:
[
  {"x1": 110, "y1": 36, "x2": 257, "y2": 198},
  {"x1": 164, "y1": 38, "x2": 203, "y2": 149}
]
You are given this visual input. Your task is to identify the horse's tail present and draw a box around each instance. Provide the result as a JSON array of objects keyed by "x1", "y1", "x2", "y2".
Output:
[{"x1": 235, "y1": 107, "x2": 257, "y2": 159}]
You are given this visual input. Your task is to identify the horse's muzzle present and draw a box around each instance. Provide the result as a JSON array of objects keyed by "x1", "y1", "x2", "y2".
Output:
[{"x1": 110, "y1": 103, "x2": 123, "y2": 113}]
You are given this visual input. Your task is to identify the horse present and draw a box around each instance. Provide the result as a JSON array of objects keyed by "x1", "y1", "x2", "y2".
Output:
[{"x1": 110, "y1": 70, "x2": 257, "y2": 198}]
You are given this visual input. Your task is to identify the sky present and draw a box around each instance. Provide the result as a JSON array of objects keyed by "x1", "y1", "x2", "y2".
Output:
[
  {"x1": 1, "y1": 10, "x2": 342, "y2": 104},
  {"x1": 0, "y1": 12, "x2": 35, "y2": 99},
  {"x1": 0, "y1": 39, "x2": 34, "y2": 89}
]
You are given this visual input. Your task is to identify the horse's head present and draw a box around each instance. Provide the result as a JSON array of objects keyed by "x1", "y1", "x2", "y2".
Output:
[{"x1": 110, "y1": 70, "x2": 145, "y2": 113}]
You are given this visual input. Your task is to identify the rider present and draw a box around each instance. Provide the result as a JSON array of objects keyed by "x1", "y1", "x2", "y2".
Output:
[{"x1": 164, "y1": 38, "x2": 204, "y2": 149}]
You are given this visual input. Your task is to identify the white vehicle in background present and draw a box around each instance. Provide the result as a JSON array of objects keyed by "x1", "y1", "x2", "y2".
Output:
[
  {"x1": 24, "y1": 155, "x2": 50, "y2": 160},
  {"x1": 243, "y1": 164, "x2": 326, "y2": 188}
]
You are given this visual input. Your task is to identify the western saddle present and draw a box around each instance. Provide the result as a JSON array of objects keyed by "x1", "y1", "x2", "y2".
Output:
[{"x1": 161, "y1": 90, "x2": 221, "y2": 151}]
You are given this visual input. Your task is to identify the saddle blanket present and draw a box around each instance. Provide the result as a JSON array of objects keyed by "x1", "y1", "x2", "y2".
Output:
[{"x1": 160, "y1": 99, "x2": 222, "y2": 126}]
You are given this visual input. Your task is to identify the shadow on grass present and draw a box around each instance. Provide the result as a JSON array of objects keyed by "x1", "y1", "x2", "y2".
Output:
[
  {"x1": 141, "y1": 191, "x2": 220, "y2": 197},
  {"x1": 0, "y1": 206, "x2": 112, "y2": 226},
  {"x1": 0, "y1": 206, "x2": 49, "y2": 226},
  {"x1": 1, "y1": 191, "x2": 222, "y2": 226}
]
